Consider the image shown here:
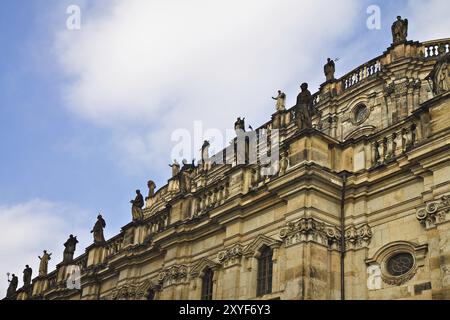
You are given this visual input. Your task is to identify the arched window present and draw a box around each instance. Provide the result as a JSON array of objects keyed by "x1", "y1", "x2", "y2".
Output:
[
  {"x1": 201, "y1": 268, "x2": 214, "y2": 300},
  {"x1": 257, "y1": 246, "x2": 273, "y2": 297},
  {"x1": 146, "y1": 289, "x2": 155, "y2": 300}
]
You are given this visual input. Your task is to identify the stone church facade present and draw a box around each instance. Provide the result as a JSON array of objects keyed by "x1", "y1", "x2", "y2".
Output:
[{"x1": 9, "y1": 21, "x2": 450, "y2": 300}]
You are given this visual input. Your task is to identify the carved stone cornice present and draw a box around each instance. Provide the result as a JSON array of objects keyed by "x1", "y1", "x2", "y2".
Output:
[
  {"x1": 279, "y1": 218, "x2": 373, "y2": 250},
  {"x1": 345, "y1": 224, "x2": 373, "y2": 250},
  {"x1": 217, "y1": 244, "x2": 244, "y2": 267},
  {"x1": 158, "y1": 264, "x2": 188, "y2": 287},
  {"x1": 279, "y1": 218, "x2": 341, "y2": 250},
  {"x1": 416, "y1": 195, "x2": 450, "y2": 229}
]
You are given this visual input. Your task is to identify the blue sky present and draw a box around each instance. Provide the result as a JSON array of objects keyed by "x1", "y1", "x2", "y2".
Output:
[{"x1": 0, "y1": 0, "x2": 449, "y2": 295}]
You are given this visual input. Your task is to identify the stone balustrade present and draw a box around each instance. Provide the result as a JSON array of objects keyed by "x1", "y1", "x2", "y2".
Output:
[
  {"x1": 105, "y1": 235, "x2": 125, "y2": 258},
  {"x1": 146, "y1": 210, "x2": 170, "y2": 237},
  {"x1": 421, "y1": 39, "x2": 450, "y2": 58},
  {"x1": 193, "y1": 180, "x2": 230, "y2": 217},
  {"x1": 342, "y1": 58, "x2": 382, "y2": 91},
  {"x1": 371, "y1": 121, "x2": 418, "y2": 166}
]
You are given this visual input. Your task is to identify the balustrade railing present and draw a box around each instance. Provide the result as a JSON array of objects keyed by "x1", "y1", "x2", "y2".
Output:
[
  {"x1": 372, "y1": 122, "x2": 418, "y2": 166},
  {"x1": 422, "y1": 39, "x2": 450, "y2": 58},
  {"x1": 342, "y1": 58, "x2": 382, "y2": 90}
]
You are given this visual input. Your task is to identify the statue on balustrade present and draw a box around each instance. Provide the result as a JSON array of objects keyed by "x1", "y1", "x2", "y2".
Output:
[
  {"x1": 169, "y1": 160, "x2": 180, "y2": 177},
  {"x1": 130, "y1": 190, "x2": 144, "y2": 221},
  {"x1": 201, "y1": 140, "x2": 210, "y2": 165},
  {"x1": 324, "y1": 58, "x2": 336, "y2": 82},
  {"x1": 295, "y1": 83, "x2": 313, "y2": 130},
  {"x1": 6, "y1": 273, "x2": 18, "y2": 298},
  {"x1": 38, "y1": 250, "x2": 52, "y2": 276},
  {"x1": 272, "y1": 90, "x2": 286, "y2": 112},
  {"x1": 146, "y1": 180, "x2": 156, "y2": 200},
  {"x1": 391, "y1": 16, "x2": 408, "y2": 44},
  {"x1": 235, "y1": 117, "x2": 246, "y2": 133},
  {"x1": 63, "y1": 234, "x2": 79, "y2": 264},
  {"x1": 23, "y1": 265, "x2": 32, "y2": 287},
  {"x1": 91, "y1": 214, "x2": 106, "y2": 244}
]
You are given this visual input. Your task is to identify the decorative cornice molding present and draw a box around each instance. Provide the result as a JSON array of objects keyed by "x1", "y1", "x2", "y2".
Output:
[
  {"x1": 279, "y1": 218, "x2": 373, "y2": 250},
  {"x1": 190, "y1": 258, "x2": 220, "y2": 277},
  {"x1": 345, "y1": 223, "x2": 373, "y2": 250},
  {"x1": 279, "y1": 217, "x2": 341, "y2": 250},
  {"x1": 158, "y1": 264, "x2": 188, "y2": 287},
  {"x1": 217, "y1": 244, "x2": 244, "y2": 267},
  {"x1": 416, "y1": 195, "x2": 450, "y2": 229}
]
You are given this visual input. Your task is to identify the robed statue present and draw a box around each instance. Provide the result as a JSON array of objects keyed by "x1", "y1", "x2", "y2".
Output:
[
  {"x1": 169, "y1": 160, "x2": 180, "y2": 177},
  {"x1": 23, "y1": 265, "x2": 32, "y2": 287},
  {"x1": 234, "y1": 117, "x2": 246, "y2": 133},
  {"x1": 201, "y1": 140, "x2": 210, "y2": 165},
  {"x1": 295, "y1": 83, "x2": 313, "y2": 130},
  {"x1": 38, "y1": 250, "x2": 52, "y2": 276},
  {"x1": 63, "y1": 234, "x2": 78, "y2": 264},
  {"x1": 130, "y1": 190, "x2": 144, "y2": 221},
  {"x1": 6, "y1": 273, "x2": 18, "y2": 298},
  {"x1": 91, "y1": 214, "x2": 106, "y2": 244},
  {"x1": 391, "y1": 16, "x2": 408, "y2": 44},
  {"x1": 146, "y1": 180, "x2": 156, "y2": 200},
  {"x1": 272, "y1": 90, "x2": 286, "y2": 112},
  {"x1": 324, "y1": 58, "x2": 336, "y2": 82}
]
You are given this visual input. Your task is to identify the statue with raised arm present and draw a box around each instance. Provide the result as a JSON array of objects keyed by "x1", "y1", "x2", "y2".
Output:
[
  {"x1": 169, "y1": 159, "x2": 180, "y2": 177},
  {"x1": 272, "y1": 90, "x2": 286, "y2": 112},
  {"x1": 295, "y1": 83, "x2": 313, "y2": 130},
  {"x1": 63, "y1": 234, "x2": 78, "y2": 264},
  {"x1": 91, "y1": 214, "x2": 106, "y2": 244},
  {"x1": 130, "y1": 190, "x2": 144, "y2": 221},
  {"x1": 6, "y1": 273, "x2": 18, "y2": 298},
  {"x1": 23, "y1": 265, "x2": 32, "y2": 287},
  {"x1": 391, "y1": 16, "x2": 408, "y2": 44},
  {"x1": 324, "y1": 58, "x2": 336, "y2": 82},
  {"x1": 38, "y1": 250, "x2": 52, "y2": 276}
]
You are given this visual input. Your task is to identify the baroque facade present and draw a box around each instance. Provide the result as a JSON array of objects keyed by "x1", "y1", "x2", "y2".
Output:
[{"x1": 7, "y1": 21, "x2": 450, "y2": 300}]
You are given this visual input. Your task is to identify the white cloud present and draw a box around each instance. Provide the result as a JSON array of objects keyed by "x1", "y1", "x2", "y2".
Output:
[
  {"x1": 0, "y1": 199, "x2": 92, "y2": 297},
  {"x1": 54, "y1": 0, "x2": 364, "y2": 175},
  {"x1": 406, "y1": 0, "x2": 450, "y2": 41}
]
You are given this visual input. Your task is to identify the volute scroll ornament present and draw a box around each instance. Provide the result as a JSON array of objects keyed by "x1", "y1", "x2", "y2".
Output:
[{"x1": 416, "y1": 195, "x2": 450, "y2": 229}]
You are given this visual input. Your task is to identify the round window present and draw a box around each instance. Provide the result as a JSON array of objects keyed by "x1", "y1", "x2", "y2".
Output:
[
  {"x1": 386, "y1": 252, "x2": 414, "y2": 277},
  {"x1": 354, "y1": 104, "x2": 368, "y2": 123}
]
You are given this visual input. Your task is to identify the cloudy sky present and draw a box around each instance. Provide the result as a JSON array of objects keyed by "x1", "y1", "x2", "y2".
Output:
[{"x1": 0, "y1": 0, "x2": 449, "y2": 296}]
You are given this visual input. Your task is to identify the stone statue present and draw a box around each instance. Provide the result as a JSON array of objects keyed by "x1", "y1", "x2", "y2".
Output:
[
  {"x1": 234, "y1": 117, "x2": 246, "y2": 132},
  {"x1": 38, "y1": 250, "x2": 52, "y2": 276},
  {"x1": 324, "y1": 58, "x2": 336, "y2": 82},
  {"x1": 295, "y1": 83, "x2": 313, "y2": 130},
  {"x1": 427, "y1": 52, "x2": 450, "y2": 95},
  {"x1": 6, "y1": 273, "x2": 18, "y2": 298},
  {"x1": 272, "y1": 90, "x2": 286, "y2": 112},
  {"x1": 391, "y1": 16, "x2": 408, "y2": 44},
  {"x1": 130, "y1": 190, "x2": 144, "y2": 221},
  {"x1": 279, "y1": 151, "x2": 289, "y2": 176},
  {"x1": 169, "y1": 160, "x2": 180, "y2": 177},
  {"x1": 23, "y1": 265, "x2": 32, "y2": 287},
  {"x1": 179, "y1": 170, "x2": 192, "y2": 194},
  {"x1": 91, "y1": 214, "x2": 106, "y2": 244},
  {"x1": 63, "y1": 234, "x2": 79, "y2": 264},
  {"x1": 201, "y1": 140, "x2": 210, "y2": 164},
  {"x1": 146, "y1": 180, "x2": 156, "y2": 200}
]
